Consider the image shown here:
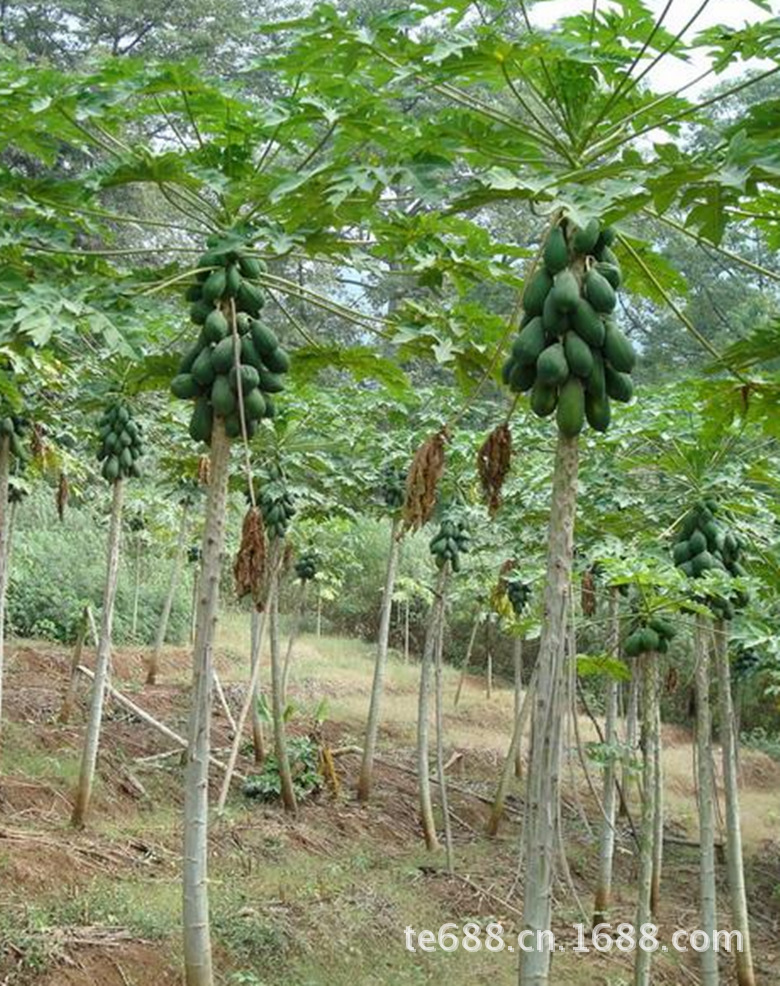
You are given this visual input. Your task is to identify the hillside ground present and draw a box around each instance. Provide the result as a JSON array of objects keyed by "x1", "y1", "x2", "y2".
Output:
[{"x1": 0, "y1": 614, "x2": 778, "y2": 985}]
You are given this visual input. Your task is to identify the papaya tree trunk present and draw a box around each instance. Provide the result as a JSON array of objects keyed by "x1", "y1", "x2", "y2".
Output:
[
  {"x1": 634, "y1": 652, "x2": 659, "y2": 986},
  {"x1": 593, "y1": 587, "x2": 620, "y2": 926},
  {"x1": 485, "y1": 619, "x2": 493, "y2": 700},
  {"x1": 404, "y1": 598, "x2": 410, "y2": 663},
  {"x1": 71, "y1": 478, "x2": 124, "y2": 828},
  {"x1": 249, "y1": 608, "x2": 265, "y2": 766},
  {"x1": 147, "y1": 503, "x2": 189, "y2": 685},
  {"x1": 621, "y1": 665, "x2": 639, "y2": 815},
  {"x1": 694, "y1": 614, "x2": 719, "y2": 986},
  {"x1": 182, "y1": 419, "x2": 230, "y2": 986},
  {"x1": 281, "y1": 580, "x2": 309, "y2": 703},
  {"x1": 0, "y1": 435, "x2": 11, "y2": 734},
  {"x1": 59, "y1": 607, "x2": 89, "y2": 725},
  {"x1": 513, "y1": 636, "x2": 524, "y2": 777},
  {"x1": 713, "y1": 619, "x2": 755, "y2": 986},
  {"x1": 487, "y1": 664, "x2": 537, "y2": 836},
  {"x1": 453, "y1": 615, "x2": 480, "y2": 708},
  {"x1": 651, "y1": 656, "x2": 664, "y2": 915},
  {"x1": 358, "y1": 516, "x2": 402, "y2": 802},
  {"x1": 190, "y1": 570, "x2": 199, "y2": 645},
  {"x1": 269, "y1": 545, "x2": 297, "y2": 814},
  {"x1": 518, "y1": 433, "x2": 579, "y2": 986},
  {"x1": 418, "y1": 565, "x2": 449, "y2": 852},
  {"x1": 434, "y1": 612, "x2": 454, "y2": 873}
]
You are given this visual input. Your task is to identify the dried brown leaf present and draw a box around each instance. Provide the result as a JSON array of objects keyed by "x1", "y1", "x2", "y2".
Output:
[{"x1": 477, "y1": 423, "x2": 512, "y2": 517}]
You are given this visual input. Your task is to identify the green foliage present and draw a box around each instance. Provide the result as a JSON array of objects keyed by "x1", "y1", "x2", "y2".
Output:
[{"x1": 242, "y1": 736, "x2": 322, "y2": 803}]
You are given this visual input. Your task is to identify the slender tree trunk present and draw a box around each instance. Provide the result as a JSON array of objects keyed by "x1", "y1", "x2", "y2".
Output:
[
  {"x1": 485, "y1": 620, "x2": 493, "y2": 700},
  {"x1": 249, "y1": 609, "x2": 265, "y2": 765},
  {"x1": 269, "y1": 547, "x2": 297, "y2": 814},
  {"x1": 147, "y1": 503, "x2": 189, "y2": 685},
  {"x1": 182, "y1": 419, "x2": 231, "y2": 986},
  {"x1": 694, "y1": 615, "x2": 719, "y2": 986},
  {"x1": 487, "y1": 665, "x2": 537, "y2": 836},
  {"x1": 358, "y1": 517, "x2": 401, "y2": 802},
  {"x1": 593, "y1": 587, "x2": 620, "y2": 925},
  {"x1": 434, "y1": 612, "x2": 454, "y2": 873},
  {"x1": 190, "y1": 570, "x2": 199, "y2": 645},
  {"x1": 454, "y1": 616, "x2": 480, "y2": 708},
  {"x1": 131, "y1": 536, "x2": 142, "y2": 639},
  {"x1": 518, "y1": 433, "x2": 579, "y2": 986},
  {"x1": 418, "y1": 566, "x2": 449, "y2": 851},
  {"x1": 0, "y1": 435, "x2": 12, "y2": 734},
  {"x1": 404, "y1": 598, "x2": 410, "y2": 663},
  {"x1": 713, "y1": 619, "x2": 755, "y2": 986},
  {"x1": 651, "y1": 658, "x2": 664, "y2": 915},
  {"x1": 621, "y1": 666, "x2": 639, "y2": 815},
  {"x1": 71, "y1": 479, "x2": 124, "y2": 828},
  {"x1": 316, "y1": 592, "x2": 322, "y2": 638},
  {"x1": 513, "y1": 637, "x2": 524, "y2": 777},
  {"x1": 281, "y1": 580, "x2": 309, "y2": 703},
  {"x1": 58, "y1": 608, "x2": 89, "y2": 725},
  {"x1": 634, "y1": 652, "x2": 659, "y2": 986}
]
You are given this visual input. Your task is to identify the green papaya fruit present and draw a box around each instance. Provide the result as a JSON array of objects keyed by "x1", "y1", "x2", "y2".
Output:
[
  {"x1": 604, "y1": 364, "x2": 634, "y2": 403},
  {"x1": 120, "y1": 447, "x2": 133, "y2": 470},
  {"x1": 104, "y1": 432, "x2": 118, "y2": 453},
  {"x1": 185, "y1": 284, "x2": 202, "y2": 302},
  {"x1": 171, "y1": 373, "x2": 200, "y2": 400},
  {"x1": 229, "y1": 364, "x2": 261, "y2": 394},
  {"x1": 130, "y1": 461, "x2": 142, "y2": 479},
  {"x1": 586, "y1": 350, "x2": 606, "y2": 399},
  {"x1": 551, "y1": 270, "x2": 580, "y2": 313},
  {"x1": 595, "y1": 261, "x2": 621, "y2": 290},
  {"x1": 572, "y1": 217, "x2": 600, "y2": 255},
  {"x1": 603, "y1": 320, "x2": 636, "y2": 373},
  {"x1": 639, "y1": 628, "x2": 660, "y2": 653},
  {"x1": 189, "y1": 397, "x2": 213, "y2": 444},
  {"x1": 585, "y1": 269, "x2": 617, "y2": 313},
  {"x1": 501, "y1": 357, "x2": 515, "y2": 386},
  {"x1": 225, "y1": 263, "x2": 242, "y2": 298},
  {"x1": 512, "y1": 317, "x2": 546, "y2": 365},
  {"x1": 190, "y1": 301, "x2": 213, "y2": 326},
  {"x1": 537, "y1": 343, "x2": 570, "y2": 386},
  {"x1": 542, "y1": 291, "x2": 567, "y2": 335},
  {"x1": 104, "y1": 456, "x2": 120, "y2": 482},
  {"x1": 240, "y1": 336, "x2": 263, "y2": 370},
  {"x1": 204, "y1": 309, "x2": 228, "y2": 344},
  {"x1": 689, "y1": 530, "x2": 707, "y2": 555},
  {"x1": 601, "y1": 228, "x2": 616, "y2": 247},
  {"x1": 264, "y1": 346, "x2": 290, "y2": 374},
  {"x1": 556, "y1": 378, "x2": 585, "y2": 437},
  {"x1": 649, "y1": 617, "x2": 675, "y2": 639},
  {"x1": 236, "y1": 282, "x2": 265, "y2": 316},
  {"x1": 570, "y1": 298, "x2": 605, "y2": 347},
  {"x1": 238, "y1": 255, "x2": 264, "y2": 279},
  {"x1": 202, "y1": 268, "x2": 227, "y2": 304},
  {"x1": 251, "y1": 320, "x2": 279, "y2": 357},
  {"x1": 585, "y1": 391, "x2": 611, "y2": 433},
  {"x1": 522, "y1": 268, "x2": 553, "y2": 317},
  {"x1": 264, "y1": 396, "x2": 276, "y2": 419},
  {"x1": 196, "y1": 251, "x2": 222, "y2": 277},
  {"x1": 212, "y1": 375, "x2": 237, "y2": 416},
  {"x1": 679, "y1": 560, "x2": 695, "y2": 578},
  {"x1": 691, "y1": 550, "x2": 715, "y2": 576},
  {"x1": 672, "y1": 541, "x2": 691, "y2": 565},
  {"x1": 244, "y1": 388, "x2": 267, "y2": 421},
  {"x1": 601, "y1": 244, "x2": 619, "y2": 266},
  {"x1": 543, "y1": 226, "x2": 569, "y2": 274},
  {"x1": 531, "y1": 381, "x2": 558, "y2": 417},
  {"x1": 564, "y1": 332, "x2": 594, "y2": 378},
  {"x1": 224, "y1": 413, "x2": 242, "y2": 439},
  {"x1": 509, "y1": 361, "x2": 536, "y2": 394},
  {"x1": 211, "y1": 336, "x2": 236, "y2": 374},
  {"x1": 192, "y1": 347, "x2": 217, "y2": 387}
]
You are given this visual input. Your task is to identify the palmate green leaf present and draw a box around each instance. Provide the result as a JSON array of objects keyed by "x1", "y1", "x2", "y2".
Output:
[
  {"x1": 614, "y1": 235, "x2": 688, "y2": 304},
  {"x1": 709, "y1": 320, "x2": 780, "y2": 373},
  {"x1": 577, "y1": 653, "x2": 631, "y2": 682},
  {"x1": 291, "y1": 345, "x2": 411, "y2": 398}
]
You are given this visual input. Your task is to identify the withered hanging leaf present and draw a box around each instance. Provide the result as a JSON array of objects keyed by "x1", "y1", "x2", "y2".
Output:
[
  {"x1": 477, "y1": 423, "x2": 512, "y2": 517},
  {"x1": 31, "y1": 423, "x2": 46, "y2": 461},
  {"x1": 56, "y1": 471, "x2": 69, "y2": 522},
  {"x1": 198, "y1": 454, "x2": 210, "y2": 487},
  {"x1": 403, "y1": 427, "x2": 448, "y2": 532},
  {"x1": 581, "y1": 568, "x2": 597, "y2": 617},
  {"x1": 234, "y1": 507, "x2": 266, "y2": 606}
]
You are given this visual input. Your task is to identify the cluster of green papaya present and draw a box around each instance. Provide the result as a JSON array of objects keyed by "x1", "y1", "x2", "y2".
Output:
[
  {"x1": 379, "y1": 464, "x2": 407, "y2": 511},
  {"x1": 672, "y1": 500, "x2": 748, "y2": 620},
  {"x1": 260, "y1": 465, "x2": 296, "y2": 540},
  {"x1": 97, "y1": 401, "x2": 143, "y2": 482},
  {"x1": 506, "y1": 580, "x2": 531, "y2": 616},
  {"x1": 502, "y1": 216, "x2": 636, "y2": 436},
  {"x1": 172, "y1": 236, "x2": 290, "y2": 445},
  {"x1": 187, "y1": 545, "x2": 202, "y2": 564},
  {"x1": 429, "y1": 516, "x2": 470, "y2": 572},
  {"x1": 0, "y1": 413, "x2": 29, "y2": 460},
  {"x1": 295, "y1": 551, "x2": 317, "y2": 582},
  {"x1": 624, "y1": 616, "x2": 676, "y2": 657}
]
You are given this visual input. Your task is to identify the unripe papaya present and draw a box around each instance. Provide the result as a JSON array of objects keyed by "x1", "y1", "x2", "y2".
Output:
[
  {"x1": 189, "y1": 397, "x2": 213, "y2": 444},
  {"x1": 251, "y1": 320, "x2": 279, "y2": 357},
  {"x1": 225, "y1": 263, "x2": 242, "y2": 298},
  {"x1": 204, "y1": 309, "x2": 228, "y2": 343},
  {"x1": 512, "y1": 317, "x2": 546, "y2": 365},
  {"x1": 586, "y1": 350, "x2": 606, "y2": 399},
  {"x1": 585, "y1": 269, "x2": 616, "y2": 313},
  {"x1": 572, "y1": 217, "x2": 600, "y2": 255},
  {"x1": 178, "y1": 340, "x2": 203, "y2": 375},
  {"x1": 689, "y1": 530, "x2": 707, "y2": 556},
  {"x1": 104, "y1": 455, "x2": 120, "y2": 482},
  {"x1": 604, "y1": 364, "x2": 634, "y2": 403},
  {"x1": 190, "y1": 301, "x2": 212, "y2": 326},
  {"x1": 236, "y1": 282, "x2": 265, "y2": 316},
  {"x1": 522, "y1": 268, "x2": 553, "y2": 317},
  {"x1": 185, "y1": 284, "x2": 202, "y2": 302},
  {"x1": 530, "y1": 381, "x2": 557, "y2": 418},
  {"x1": 501, "y1": 358, "x2": 515, "y2": 386},
  {"x1": 240, "y1": 336, "x2": 263, "y2": 370},
  {"x1": 596, "y1": 261, "x2": 621, "y2": 290},
  {"x1": 202, "y1": 268, "x2": 227, "y2": 304},
  {"x1": 603, "y1": 320, "x2": 636, "y2": 373},
  {"x1": 244, "y1": 387, "x2": 267, "y2": 420},
  {"x1": 551, "y1": 270, "x2": 580, "y2": 313},
  {"x1": 212, "y1": 375, "x2": 237, "y2": 416},
  {"x1": 672, "y1": 541, "x2": 691, "y2": 565},
  {"x1": 224, "y1": 413, "x2": 242, "y2": 439},
  {"x1": 570, "y1": 298, "x2": 605, "y2": 347},
  {"x1": 238, "y1": 255, "x2": 264, "y2": 279},
  {"x1": 192, "y1": 347, "x2": 216, "y2": 387},
  {"x1": 564, "y1": 332, "x2": 594, "y2": 378},
  {"x1": 543, "y1": 226, "x2": 568, "y2": 274},
  {"x1": 257, "y1": 368, "x2": 285, "y2": 394},
  {"x1": 585, "y1": 391, "x2": 611, "y2": 433},
  {"x1": 542, "y1": 291, "x2": 567, "y2": 336},
  {"x1": 537, "y1": 343, "x2": 569, "y2": 386},
  {"x1": 556, "y1": 378, "x2": 585, "y2": 437},
  {"x1": 230, "y1": 364, "x2": 261, "y2": 394},
  {"x1": 509, "y1": 361, "x2": 536, "y2": 393},
  {"x1": 264, "y1": 346, "x2": 290, "y2": 374},
  {"x1": 212, "y1": 336, "x2": 236, "y2": 374},
  {"x1": 691, "y1": 551, "x2": 715, "y2": 576}
]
